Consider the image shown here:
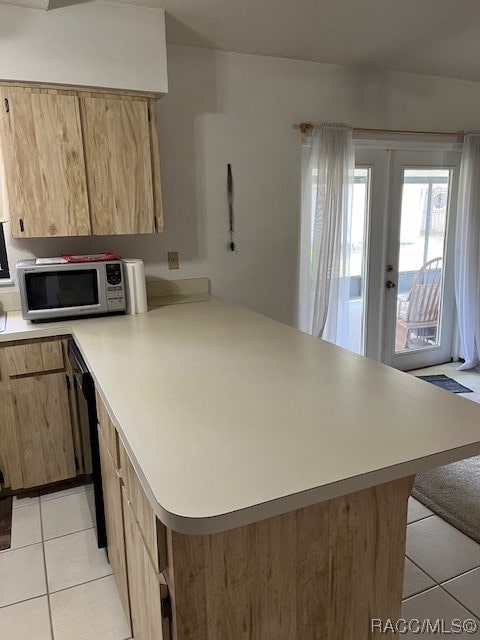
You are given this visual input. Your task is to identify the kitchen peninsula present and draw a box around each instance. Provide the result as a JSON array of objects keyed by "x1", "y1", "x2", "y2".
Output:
[{"x1": 1, "y1": 297, "x2": 480, "y2": 639}]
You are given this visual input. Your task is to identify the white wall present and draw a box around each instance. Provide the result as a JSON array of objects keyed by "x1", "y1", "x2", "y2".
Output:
[
  {"x1": 0, "y1": 2, "x2": 167, "y2": 93},
  {"x1": 6, "y1": 45, "x2": 480, "y2": 326}
]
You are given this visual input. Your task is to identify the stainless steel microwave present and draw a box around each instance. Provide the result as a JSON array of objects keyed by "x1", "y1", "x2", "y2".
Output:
[{"x1": 17, "y1": 259, "x2": 126, "y2": 321}]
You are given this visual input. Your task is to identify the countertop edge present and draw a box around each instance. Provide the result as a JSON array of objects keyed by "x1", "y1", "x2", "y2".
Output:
[{"x1": 114, "y1": 435, "x2": 480, "y2": 535}]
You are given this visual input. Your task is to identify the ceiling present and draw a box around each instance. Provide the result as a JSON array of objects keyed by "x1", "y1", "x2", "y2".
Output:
[{"x1": 3, "y1": 0, "x2": 480, "y2": 82}]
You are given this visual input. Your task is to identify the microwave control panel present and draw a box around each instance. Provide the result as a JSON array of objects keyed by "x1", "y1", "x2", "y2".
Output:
[{"x1": 105, "y1": 263, "x2": 126, "y2": 312}]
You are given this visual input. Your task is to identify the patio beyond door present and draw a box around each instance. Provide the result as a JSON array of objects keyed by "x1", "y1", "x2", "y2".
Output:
[{"x1": 357, "y1": 148, "x2": 460, "y2": 370}]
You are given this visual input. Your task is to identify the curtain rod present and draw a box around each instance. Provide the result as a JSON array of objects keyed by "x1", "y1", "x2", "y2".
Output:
[{"x1": 298, "y1": 123, "x2": 465, "y2": 138}]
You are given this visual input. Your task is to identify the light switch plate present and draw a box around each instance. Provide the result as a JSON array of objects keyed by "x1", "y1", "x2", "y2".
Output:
[{"x1": 168, "y1": 251, "x2": 179, "y2": 270}]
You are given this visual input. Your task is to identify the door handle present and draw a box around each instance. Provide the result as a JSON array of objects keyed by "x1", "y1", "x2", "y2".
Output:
[{"x1": 386, "y1": 280, "x2": 396, "y2": 289}]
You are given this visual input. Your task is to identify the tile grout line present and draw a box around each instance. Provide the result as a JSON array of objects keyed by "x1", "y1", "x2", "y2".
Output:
[
  {"x1": 0, "y1": 539, "x2": 42, "y2": 554},
  {"x1": 406, "y1": 553, "x2": 480, "y2": 589},
  {"x1": 0, "y1": 573, "x2": 113, "y2": 611},
  {"x1": 38, "y1": 498, "x2": 55, "y2": 640},
  {"x1": 436, "y1": 583, "x2": 480, "y2": 623},
  {"x1": 43, "y1": 525, "x2": 95, "y2": 544},
  {"x1": 407, "y1": 513, "x2": 435, "y2": 526},
  {"x1": 48, "y1": 572, "x2": 114, "y2": 597},
  {"x1": 402, "y1": 514, "x2": 439, "y2": 600},
  {"x1": 437, "y1": 562, "x2": 480, "y2": 621},
  {"x1": 402, "y1": 583, "x2": 438, "y2": 604},
  {"x1": 1, "y1": 501, "x2": 42, "y2": 553},
  {"x1": 403, "y1": 555, "x2": 442, "y2": 602},
  {"x1": 39, "y1": 487, "x2": 93, "y2": 505},
  {"x1": 1, "y1": 525, "x2": 96, "y2": 557},
  {"x1": 11, "y1": 497, "x2": 40, "y2": 510},
  {"x1": 405, "y1": 555, "x2": 441, "y2": 589},
  {"x1": 404, "y1": 554, "x2": 480, "y2": 608},
  {"x1": 439, "y1": 563, "x2": 480, "y2": 586},
  {"x1": 0, "y1": 593, "x2": 49, "y2": 612}
]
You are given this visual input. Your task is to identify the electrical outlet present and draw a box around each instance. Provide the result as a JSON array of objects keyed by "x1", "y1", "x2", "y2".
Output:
[{"x1": 168, "y1": 251, "x2": 179, "y2": 270}]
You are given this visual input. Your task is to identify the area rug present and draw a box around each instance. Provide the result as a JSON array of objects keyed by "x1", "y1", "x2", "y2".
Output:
[
  {"x1": 416, "y1": 374, "x2": 473, "y2": 394},
  {"x1": 0, "y1": 497, "x2": 13, "y2": 551},
  {"x1": 412, "y1": 457, "x2": 480, "y2": 544}
]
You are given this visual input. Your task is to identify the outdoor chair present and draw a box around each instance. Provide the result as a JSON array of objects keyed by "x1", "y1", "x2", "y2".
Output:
[{"x1": 395, "y1": 257, "x2": 443, "y2": 350}]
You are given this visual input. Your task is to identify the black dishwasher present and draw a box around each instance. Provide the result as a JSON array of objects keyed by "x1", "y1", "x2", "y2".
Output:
[{"x1": 68, "y1": 339, "x2": 107, "y2": 549}]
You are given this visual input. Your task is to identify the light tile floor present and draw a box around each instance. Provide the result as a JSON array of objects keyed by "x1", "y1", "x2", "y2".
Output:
[
  {"x1": 1, "y1": 362, "x2": 480, "y2": 637},
  {"x1": 0, "y1": 483, "x2": 131, "y2": 640},
  {"x1": 401, "y1": 362, "x2": 480, "y2": 636}
]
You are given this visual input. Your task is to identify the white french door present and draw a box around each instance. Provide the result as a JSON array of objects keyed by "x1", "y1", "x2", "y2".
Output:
[{"x1": 355, "y1": 146, "x2": 460, "y2": 370}]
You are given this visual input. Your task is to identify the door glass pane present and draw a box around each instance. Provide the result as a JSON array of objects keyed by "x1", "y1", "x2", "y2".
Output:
[
  {"x1": 395, "y1": 168, "x2": 451, "y2": 352},
  {"x1": 349, "y1": 168, "x2": 370, "y2": 355},
  {"x1": 304, "y1": 166, "x2": 370, "y2": 354}
]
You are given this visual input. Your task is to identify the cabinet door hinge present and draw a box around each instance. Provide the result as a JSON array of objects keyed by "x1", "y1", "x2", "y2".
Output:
[
  {"x1": 160, "y1": 584, "x2": 172, "y2": 640},
  {"x1": 153, "y1": 216, "x2": 158, "y2": 233},
  {"x1": 161, "y1": 593, "x2": 172, "y2": 622},
  {"x1": 4, "y1": 98, "x2": 9, "y2": 113},
  {"x1": 147, "y1": 106, "x2": 151, "y2": 122}
]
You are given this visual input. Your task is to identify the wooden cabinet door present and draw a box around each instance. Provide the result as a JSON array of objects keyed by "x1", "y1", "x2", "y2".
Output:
[
  {"x1": 0, "y1": 88, "x2": 91, "y2": 238},
  {"x1": 98, "y1": 426, "x2": 131, "y2": 630},
  {"x1": 0, "y1": 347, "x2": 23, "y2": 489},
  {"x1": 10, "y1": 372, "x2": 76, "y2": 488},
  {"x1": 80, "y1": 96, "x2": 157, "y2": 235},
  {"x1": 122, "y1": 489, "x2": 165, "y2": 640}
]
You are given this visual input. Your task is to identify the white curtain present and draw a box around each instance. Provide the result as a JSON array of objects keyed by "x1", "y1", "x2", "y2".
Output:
[
  {"x1": 455, "y1": 133, "x2": 480, "y2": 370},
  {"x1": 299, "y1": 123, "x2": 355, "y2": 350}
]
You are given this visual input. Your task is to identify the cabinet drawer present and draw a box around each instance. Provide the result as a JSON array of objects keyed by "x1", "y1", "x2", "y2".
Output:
[
  {"x1": 122, "y1": 488, "x2": 167, "y2": 640},
  {"x1": 96, "y1": 391, "x2": 119, "y2": 468},
  {"x1": 120, "y1": 440, "x2": 167, "y2": 573},
  {"x1": 4, "y1": 339, "x2": 64, "y2": 376}
]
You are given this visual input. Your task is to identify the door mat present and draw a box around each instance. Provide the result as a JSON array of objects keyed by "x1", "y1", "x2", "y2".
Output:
[
  {"x1": 412, "y1": 456, "x2": 480, "y2": 545},
  {"x1": 416, "y1": 374, "x2": 473, "y2": 394},
  {"x1": 0, "y1": 497, "x2": 13, "y2": 551}
]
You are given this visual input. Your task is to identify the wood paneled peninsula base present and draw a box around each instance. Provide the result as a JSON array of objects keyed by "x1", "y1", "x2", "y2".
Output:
[{"x1": 166, "y1": 476, "x2": 414, "y2": 640}]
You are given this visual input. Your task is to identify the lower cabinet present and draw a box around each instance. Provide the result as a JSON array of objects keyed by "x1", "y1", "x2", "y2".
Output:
[
  {"x1": 98, "y1": 424, "x2": 131, "y2": 627},
  {"x1": 0, "y1": 336, "x2": 84, "y2": 490},
  {"x1": 122, "y1": 488, "x2": 167, "y2": 640},
  {"x1": 10, "y1": 372, "x2": 76, "y2": 487},
  {"x1": 97, "y1": 392, "x2": 170, "y2": 640}
]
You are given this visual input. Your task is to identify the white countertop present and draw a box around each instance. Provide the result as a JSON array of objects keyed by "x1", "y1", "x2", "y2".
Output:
[{"x1": 2, "y1": 300, "x2": 480, "y2": 534}]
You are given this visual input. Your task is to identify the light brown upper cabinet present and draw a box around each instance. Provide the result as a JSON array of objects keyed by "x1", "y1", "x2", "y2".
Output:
[
  {"x1": 0, "y1": 88, "x2": 91, "y2": 238},
  {"x1": 81, "y1": 96, "x2": 160, "y2": 235},
  {"x1": 0, "y1": 84, "x2": 163, "y2": 238}
]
